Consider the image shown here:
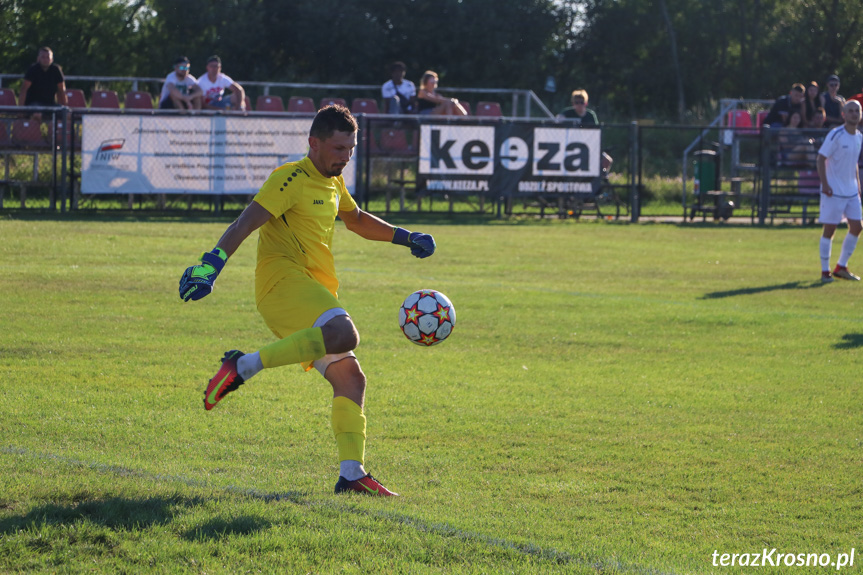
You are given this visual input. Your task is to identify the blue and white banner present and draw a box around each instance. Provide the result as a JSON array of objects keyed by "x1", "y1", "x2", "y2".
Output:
[{"x1": 81, "y1": 115, "x2": 356, "y2": 195}]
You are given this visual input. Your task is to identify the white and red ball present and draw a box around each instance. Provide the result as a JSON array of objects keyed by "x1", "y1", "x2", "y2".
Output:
[{"x1": 398, "y1": 289, "x2": 456, "y2": 346}]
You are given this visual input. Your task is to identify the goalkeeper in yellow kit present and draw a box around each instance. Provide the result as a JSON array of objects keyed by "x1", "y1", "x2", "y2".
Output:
[{"x1": 179, "y1": 105, "x2": 435, "y2": 496}]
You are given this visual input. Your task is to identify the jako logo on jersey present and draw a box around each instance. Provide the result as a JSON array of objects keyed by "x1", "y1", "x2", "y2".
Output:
[{"x1": 313, "y1": 199, "x2": 324, "y2": 205}]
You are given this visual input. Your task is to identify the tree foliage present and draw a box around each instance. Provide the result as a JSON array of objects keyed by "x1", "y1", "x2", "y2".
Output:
[{"x1": 2, "y1": 0, "x2": 863, "y2": 122}]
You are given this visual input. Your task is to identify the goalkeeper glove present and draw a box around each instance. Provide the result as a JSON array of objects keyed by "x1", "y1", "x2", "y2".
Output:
[
  {"x1": 179, "y1": 247, "x2": 228, "y2": 302},
  {"x1": 392, "y1": 227, "x2": 436, "y2": 258}
]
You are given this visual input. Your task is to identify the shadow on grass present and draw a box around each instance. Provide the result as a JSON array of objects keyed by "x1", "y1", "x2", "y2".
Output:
[
  {"x1": 182, "y1": 515, "x2": 272, "y2": 541},
  {"x1": 700, "y1": 281, "x2": 823, "y2": 299},
  {"x1": 833, "y1": 333, "x2": 863, "y2": 350},
  {"x1": 0, "y1": 495, "x2": 273, "y2": 540}
]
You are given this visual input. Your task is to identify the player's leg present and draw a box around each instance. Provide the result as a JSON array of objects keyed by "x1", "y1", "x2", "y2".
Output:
[
  {"x1": 834, "y1": 197, "x2": 862, "y2": 280},
  {"x1": 820, "y1": 193, "x2": 842, "y2": 282},
  {"x1": 323, "y1": 356, "x2": 397, "y2": 496}
]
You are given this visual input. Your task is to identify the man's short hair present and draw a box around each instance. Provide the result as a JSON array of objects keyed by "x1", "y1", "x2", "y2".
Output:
[
  {"x1": 391, "y1": 61, "x2": 406, "y2": 72},
  {"x1": 174, "y1": 56, "x2": 190, "y2": 65},
  {"x1": 38, "y1": 46, "x2": 53, "y2": 55},
  {"x1": 571, "y1": 89, "x2": 589, "y2": 103},
  {"x1": 207, "y1": 55, "x2": 221, "y2": 65},
  {"x1": 791, "y1": 83, "x2": 805, "y2": 93},
  {"x1": 310, "y1": 105, "x2": 358, "y2": 140}
]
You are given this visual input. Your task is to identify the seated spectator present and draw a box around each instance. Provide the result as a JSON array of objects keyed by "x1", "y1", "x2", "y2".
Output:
[
  {"x1": 19, "y1": 46, "x2": 68, "y2": 121},
  {"x1": 416, "y1": 71, "x2": 467, "y2": 116},
  {"x1": 381, "y1": 61, "x2": 416, "y2": 114},
  {"x1": 158, "y1": 56, "x2": 202, "y2": 111},
  {"x1": 778, "y1": 112, "x2": 816, "y2": 164},
  {"x1": 811, "y1": 107, "x2": 827, "y2": 129},
  {"x1": 199, "y1": 56, "x2": 246, "y2": 111},
  {"x1": 820, "y1": 75, "x2": 845, "y2": 128},
  {"x1": 557, "y1": 89, "x2": 599, "y2": 126},
  {"x1": 763, "y1": 83, "x2": 806, "y2": 127},
  {"x1": 804, "y1": 81, "x2": 820, "y2": 126}
]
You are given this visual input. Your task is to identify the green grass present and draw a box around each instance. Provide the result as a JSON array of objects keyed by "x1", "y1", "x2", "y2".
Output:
[{"x1": 1, "y1": 217, "x2": 861, "y2": 573}]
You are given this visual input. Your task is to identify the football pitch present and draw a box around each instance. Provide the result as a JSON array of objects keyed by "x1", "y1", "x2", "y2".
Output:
[{"x1": 1, "y1": 216, "x2": 860, "y2": 574}]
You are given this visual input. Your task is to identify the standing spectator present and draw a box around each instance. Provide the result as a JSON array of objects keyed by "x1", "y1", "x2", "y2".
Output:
[
  {"x1": 19, "y1": 46, "x2": 68, "y2": 121},
  {"x1": 557, "y1": 89, "x2": 599, "y2": 126},
  {"x1": 416, "y1": 71, "x2": 467, "y2": 116},
  {"x1": 158, "y1": 56, "x2": 202, "y2": 111},
  {"x1": 804, "y1": 81, "x2": 821, "y2": 126},
  {"x1": 817, "y1": 100, "x2": 863, "y2": 283},
  {"x1": 763, "y1": 84, "x2": 806, "y2": 127},
  {"x1": 198, "y1": 56, "x2": 246, "y2": 111},
  {"x1": 381, "y1": 61, "x2": 416, "y2": 114},
  {"x1": 820, "y1": 75, "x2": 845, "y2": 129}
]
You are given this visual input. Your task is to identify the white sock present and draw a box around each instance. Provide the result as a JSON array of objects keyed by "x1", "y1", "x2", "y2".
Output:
[
  {"x1": 237, "y1": 351, "x2": 263, "y2": 381},
  {"x1": 820, "y1": 236, "x2": 832, "y2": 272},
  {"x1": 838, "y1": 234, "x2": 859, "y2": 267},
  {"x1": 339, "y1": 460, "x2": 366, "y2": 481}
]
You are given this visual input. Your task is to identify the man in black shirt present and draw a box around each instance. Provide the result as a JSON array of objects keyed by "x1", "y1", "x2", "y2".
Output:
[
  {"x1": 763, "y1": 84, "x2": 805, "y2": 127},
  {"x1": 19, "y1": 47, "x2": 67, "y2": 120}
]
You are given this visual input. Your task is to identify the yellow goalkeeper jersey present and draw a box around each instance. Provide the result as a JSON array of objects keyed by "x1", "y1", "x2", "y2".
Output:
[{"x1": 252, "y1": 156, "x2": 357, "y2": 305}]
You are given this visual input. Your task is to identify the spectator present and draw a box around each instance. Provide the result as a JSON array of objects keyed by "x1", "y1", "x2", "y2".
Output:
[
  {"x1": 820, "y1": 74, "x2": 845, "y2": 129},
  {"x1": 198, "y1": 56, "x2": 246, "y2": 111},
  {"x1": 804, "y1": 81, "x2": 821, "y2": 126},
  {"x1": 19, "y1": 46, "x2": 67, "y2": 121},
  {"x1": 778, "y1": 112, "x2": 816, "y2": 164},
  {"x1": 817, "y1": 100, "x2": 863, "y2": 283},
  {"x1": 763, "y1": 83, "x2": 806, "y2": 127},
  {"x1": 381, "y1": 61, "x2": 416, "y2": 114},
  {"x1": 416, "y1": 70, "x2": 467, "y2": 116},
  {"x1": 811, "y1": 107, "x2": 827, "y2": 129},
  {"x1": 158, "y1": 56, "x2": 202, "y2": 111},
  {"x1": 557, "y1": 89, "x2": 599, "y2": 126}
]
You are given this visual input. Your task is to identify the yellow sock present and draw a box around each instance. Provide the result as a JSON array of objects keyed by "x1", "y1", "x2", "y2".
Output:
[
  {"x1": 259, "y1": 327, "x2": 326, "y2": 369},
  {"x1": 331, "y1": 396, "x2": 366, "y2": 464}
]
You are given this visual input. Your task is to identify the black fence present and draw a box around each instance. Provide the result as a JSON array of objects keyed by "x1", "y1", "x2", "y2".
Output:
[{"x1": 0, "y1": 107, "x2": 839, "y2": 224}]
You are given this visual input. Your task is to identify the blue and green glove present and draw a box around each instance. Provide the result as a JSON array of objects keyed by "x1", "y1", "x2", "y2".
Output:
[
  {"x1": 179, "y1": 247, "x2": 228, "y2": 302},
  {"x1": 392, "y1": 227, "x2": 436, "y2": 258}
]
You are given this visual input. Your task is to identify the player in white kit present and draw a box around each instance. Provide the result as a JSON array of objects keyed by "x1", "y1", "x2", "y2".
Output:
[{"x1": 817, "y1": 99, "x2": 863, "y2": 283}]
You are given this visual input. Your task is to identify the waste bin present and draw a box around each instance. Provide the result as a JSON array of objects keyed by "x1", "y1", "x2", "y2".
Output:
[{"x1": 693, "y1": 149, "x2": 720, "y2": 195}]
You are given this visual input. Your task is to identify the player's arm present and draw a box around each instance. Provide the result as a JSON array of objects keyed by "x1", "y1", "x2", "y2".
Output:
[
  {"x1": 340, "y1": 206, "x2": 435, "y2": 258},
  {"x1": 179, "y1": 201, "x2": 272, "y2": 301},
  {"x1": 817, "y1": 153, "x2": 832, "y2": 197}
]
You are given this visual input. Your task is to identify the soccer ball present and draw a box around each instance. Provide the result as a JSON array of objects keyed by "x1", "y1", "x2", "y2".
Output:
[{"x1": 398, "y1": 289, "x2": 456, "y2": 346}]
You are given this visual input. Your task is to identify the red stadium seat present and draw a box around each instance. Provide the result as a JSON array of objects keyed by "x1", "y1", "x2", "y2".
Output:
[
  {"x1": 379, "y1": 129, "x2": 417, "y2": 155},
  {"x1": 726, "y1": 109, "x2": 754, "y2": 132},
  {"x1": 476, "y1": 101, "x2": 502, "y2": 117},
  {"x1": 0, "y1": 88, "x2": 17, "y2": 107},
  {"x1": 351, "y1": 98, "x2": 380, "y2": 114},
  {"x1": 91, "y1": 90, "x2": 120, "y2": 109},
  {"x1": 124, "y1": 91, "x2": 154, "y2": 110},
  {"x1": 256, "y1": 95, "x2": 284, "y2": 112},
  {"x1": 320, "y1": 97, "x2": 347, "y2": 108},
  {"x1": 65, "y1": 89, "x2": 87, "y2": 109},
  {"x1": 287, "y1": 96, "x2": 316, "y2": 113},
  {"x1": 11, "y1": 119, "x2": 48, "y2": 148}
]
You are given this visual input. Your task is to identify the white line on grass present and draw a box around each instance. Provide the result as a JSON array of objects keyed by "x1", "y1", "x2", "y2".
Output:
[{"x1": 2, "y1": 446, "x2": 679, "y2": 575}]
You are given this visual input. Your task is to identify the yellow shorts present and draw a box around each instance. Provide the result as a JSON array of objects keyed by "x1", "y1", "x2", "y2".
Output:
[{"x1": 257, "y1": 269, "x2": 355, "y2": 374}]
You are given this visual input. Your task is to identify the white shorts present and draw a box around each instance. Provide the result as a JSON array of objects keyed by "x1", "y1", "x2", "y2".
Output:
[
  {"x1": 820, "y1": 194, "x2": 862, "y2": 225},
  {"x1": 311, "y1": 308, "x2": 356, "y2": 377}
]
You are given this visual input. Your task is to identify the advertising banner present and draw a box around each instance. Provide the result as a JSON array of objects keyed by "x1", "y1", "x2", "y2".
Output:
[
  {"x1": 417, "y1": 121, "x2": 601, "y2": 196},
  {"x1": 81, "y1": 115, "x2": 356, "y2": 195}
]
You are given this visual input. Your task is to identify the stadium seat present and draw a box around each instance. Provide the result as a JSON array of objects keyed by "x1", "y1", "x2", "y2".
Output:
[
  {"x1": 351, "y1": 98, "x2": 380, "y2": 114},
  {"x1": 256, "y1": 95, "x2": 284, "y2": 112},
  {"x1": 91, "y1": 90, "x2": 120, "y2": 109},
  {"x1": 378, "y1": 128, "x2": 420, "y2": 156},
  {"x1": 320, "y1": 97, "x2": 347, "y2": 108},
  {"x1": 288, "y1": 96, "x2": 316, "y2": 113},
  {"x1": 65, "y1": 89, "x2": 87, "y2": 109},
  {"x1": 11, "y1": 119, "x2": 48, "y2": 148},
  {"x1": 0, "y1": 88, "x2": 17, "y2": 107},
  {"x1": 124, "y1": 91, "x2": 154, "y2": 110},
  {"x1": 726, "y1": 110, "x2": 754, "y2": 132},
  {"x1": 476, "y1": 101, "x2": 502, "y2": 117}
]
